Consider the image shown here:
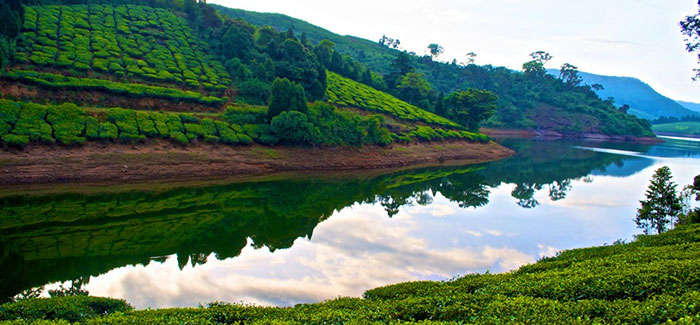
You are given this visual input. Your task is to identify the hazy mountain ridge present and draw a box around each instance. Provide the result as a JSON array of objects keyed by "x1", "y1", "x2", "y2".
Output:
[
  {"x1": 546, "y1": 69, "x2": 698, "y2": 120},
  {"x1": 677, "y1": 100, "x2": 700, "y2": 113}
]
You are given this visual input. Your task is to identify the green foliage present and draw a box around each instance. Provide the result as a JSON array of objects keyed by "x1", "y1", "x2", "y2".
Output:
[
  {"x1": 2, "y1": 70, "x2": 225, "y2": 105},
  {"x1": 267, "y1": 78, "x2": 308, "y2": 119},
  {"x1": 12, "y1": 103, "x2": 53, "y2": 144},
  {"x1": 14, "y1": 5, "x2": 230, "y2": 90},
  {"x1": 46, "y1": 103, "x2": 86, "y2": 145},
  {"x1": 637, "y1": 166, "x2": 683, "y2": 234},
  {"x1": 445, "y1": 89, "x2": 499, "y2": 131},
  {"x1": 0, "y1": 296, "x2": 131, "y2": 322},
  {"x1": 326, "y1": 71, "x2": 461, "y2": 128},
  {"x1": 652, "y1": 121, "x2": 700, "y2": 136},
  {"x1": 270, "y1": 110, "x2": 319, "y2": 144}
]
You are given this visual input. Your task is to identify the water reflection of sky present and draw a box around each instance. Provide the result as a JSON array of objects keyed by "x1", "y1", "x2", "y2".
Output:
[{"x1": 51, "y1": 138, "x2": 700, "y2": 308}]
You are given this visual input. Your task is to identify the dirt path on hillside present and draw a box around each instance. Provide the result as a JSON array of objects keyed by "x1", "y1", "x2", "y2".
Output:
[{"x1": 0, "y1": 140, "x2": 514, "y2": 185}]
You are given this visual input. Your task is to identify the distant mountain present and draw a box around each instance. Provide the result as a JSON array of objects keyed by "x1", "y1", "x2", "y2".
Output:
[
  {"x1": 677, "y1": 100, "x2": 700, "y2": 113},
  {"x1": 547, "y1": 69, "x2": 697, "y2": 120}
]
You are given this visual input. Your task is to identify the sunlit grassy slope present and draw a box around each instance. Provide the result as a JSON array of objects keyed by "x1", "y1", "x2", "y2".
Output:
[
  {"x1": 652, "y1": 121, "x2": 700, "y2": 136},
  {"x1": 326, "y1": 71, "x2": 461, "y2": 129}
]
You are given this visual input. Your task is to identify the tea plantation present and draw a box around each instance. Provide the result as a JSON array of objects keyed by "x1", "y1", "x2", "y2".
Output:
[
  {"x1": 13, "y1": 4, "x2": 230, "y2": 91},
  {"x1": 327, "y1": 71, "x2": 462, "y2": 129},
  {"x1": 1, "y1": 224, "x2": 697, "y2": 323},
  {"x1": 0, "y1": 99, "x2": 254, "y2": 147}
]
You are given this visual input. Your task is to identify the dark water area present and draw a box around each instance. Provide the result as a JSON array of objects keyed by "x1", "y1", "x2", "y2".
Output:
[{"x1": 1, "y1": 137, "x2": 698, "y2": 308}]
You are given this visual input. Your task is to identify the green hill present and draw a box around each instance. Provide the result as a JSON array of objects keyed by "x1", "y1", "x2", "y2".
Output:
[
  {"x1": 547, "y1": 69, "x2": 698, "y2": 120},
  {"x1": 1, "y1": 2, "x2": 486, "y2": 149},
  {"x1": 215, "y1": 6, "x2": 655, "y2": 138}
]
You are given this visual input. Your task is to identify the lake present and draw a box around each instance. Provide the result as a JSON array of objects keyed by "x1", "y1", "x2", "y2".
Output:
[{"x1": 1, "y1": 137, "x2": 698, "y2": 308}]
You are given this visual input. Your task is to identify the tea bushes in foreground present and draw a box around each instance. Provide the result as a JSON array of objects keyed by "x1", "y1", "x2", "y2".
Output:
[
  {"x1": 0, "y1": 296, "x2": 131, "y2": 323},
  {"x1": 3, "y1": 225, "x2": 697, "y2": 324}
]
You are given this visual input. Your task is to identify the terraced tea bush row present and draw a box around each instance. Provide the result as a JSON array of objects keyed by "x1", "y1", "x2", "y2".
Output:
[
  {"x1": 326, "y1": 71, "x2": 462, "y2": 129},
  {"x1": 2, "y1": 225, "x2": 698, "y2": 324},
  {"x1": 0, "y1": 99, "x2": 252, "y2": 147},
  {"x1": 14, "y1": 4, "x2": 230, "y2": 90},
  {"x1": 2, "y1": 70, "x2": 225, "y2": 105},
  {"x1": 402, "y1": 125, "x2": 489, "y2": 143}
]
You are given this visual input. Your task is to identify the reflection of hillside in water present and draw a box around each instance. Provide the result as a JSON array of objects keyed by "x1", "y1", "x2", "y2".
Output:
[{"x1": 0, "y1": 139, "x2": 648, "y2": 302}]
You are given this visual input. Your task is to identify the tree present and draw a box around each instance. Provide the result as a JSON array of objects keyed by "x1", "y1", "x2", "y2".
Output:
[
  {"x1": 465, "y1": 52, "x2": 477, "y2": 65},
  {"x1": 427, "y1": 43, "x2": 444, "y2": 59},
  {"x1": 680, "y1": 3, "x2": 700, "y2": 80},
  {"x1": 636, "y1": 166, "x2": 683, "y2": 234},
  {"x1": 268, "y1": 78, "x2": 308, "y2": 120},
  {"x1": 445, "y1": 89, "x2": 498, "y2": 131},
  {"x1": 530, "y1": 51, "x2": 553, "y2": 65},
  {"x1": 522, "y1": 60, "x2": 545, "y2": 77},
  {"x1": 618, "y1": 104, "x2": 630, "y2": 114},
  {"x1": 678, "y1": 175, "x2": 700, "y2": 225},
  {"x1": 559, "y1": 63, "x2": 582, "y2": 87},
  {"x1": 396, "y1": 72, "x2": 431, "y2": 104},
  {"x1": 591, "y1": 83, "x2": 605, "y2": 91},
  {"x1": 379, "y1": 35, "x2": 400, "y2": 49},
  {"x1": 313, "y1": 39, "x2": 335, "y2": 68}
]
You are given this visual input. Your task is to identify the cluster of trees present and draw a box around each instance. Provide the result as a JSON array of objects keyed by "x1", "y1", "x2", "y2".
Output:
[
  {"x1": 204, "y1": 16, "x2": 326, "y2": 104},
  {"x1": 635, "y1": 166, "x2": 699, "y2": 234},
  {"x1": 264, "y1": 77, "x2": 392, "y2": 146},
  {"x1": 651, "y1": 114, "x2": 700, "y2": 125}
]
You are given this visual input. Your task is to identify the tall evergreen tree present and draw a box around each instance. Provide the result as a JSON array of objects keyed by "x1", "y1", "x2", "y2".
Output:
[{"x1": 636, "y1": 166, "x2": 683, "y2": 234}]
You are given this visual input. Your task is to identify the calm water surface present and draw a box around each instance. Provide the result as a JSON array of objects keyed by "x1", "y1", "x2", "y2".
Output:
[{"x1": 1, "y1": 137, "x2": 698, "y2": 308}]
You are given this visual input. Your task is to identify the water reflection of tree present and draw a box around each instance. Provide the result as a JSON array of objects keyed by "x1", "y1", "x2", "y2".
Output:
[{"x1": 0, "y1": 139, "x2": 650, "y2": 301}]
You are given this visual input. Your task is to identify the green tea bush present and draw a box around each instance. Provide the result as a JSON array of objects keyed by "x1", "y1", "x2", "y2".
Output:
[
  {"x1": 106, "y1": 108, "x2": 143, "y2": 142},
  {"x1": 97, "y1": 122, "x2": 118, "y2": 140},
  {"x1": 46, "y1": 103, "x2": 86, "y2": 145},
  {"x1": 326, "y1": 71, "x2": 461, "y2": 129},
  {"x1": 1, "y1": 134, "x2": 29, "y2": 148},
  {"x1": 2, "y1": 70, "x2": 225, "y2": 105},
  {"x1": 16, "y1": 5, "x2": 231, "y2": 91},
  {"x1": 12, "y1": 103, "x2": 53, "y2": 143},
  {"x1": 0, "y1": 296, "x2": 131, "y2": 322}
]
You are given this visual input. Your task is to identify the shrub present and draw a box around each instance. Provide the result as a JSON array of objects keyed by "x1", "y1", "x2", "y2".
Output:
[
  {"x1": 270, "y1": 111, "x2": 319, "y2": 145},
  {"x1": 2, "y1": 134, "x2": 29, "y2": 148},
  {"x1": 268, "y1": 78, "x2": 308, "y2": 120},
  {"x1": 214, "y1": 120, "x2": 239, "y2": 144},
  {"x1": 46, "y1": 103, "x2": 86, "y2": 145},
  {"x1": 97, "y1": 122, "x2": 118, "y2": 140},
  {"x1": 136, "y1": 112, "x2": 158, "y2": 137},
  {"x1": 12, "y1": 103, "x2": 53, "y2": 143},
  {"x1": 0, "y1": 296, "x2": 131, "y2": 322},
  {"x1": 85, "y1": 116, "x2": 99, "y2": 140},
  {"x1": 106, "y1": 108, "x2": 142, "y2": 142}
]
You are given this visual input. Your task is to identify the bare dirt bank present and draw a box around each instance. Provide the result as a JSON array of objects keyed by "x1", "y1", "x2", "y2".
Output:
[{"x1": 0, "y1": 140, "x2": 513, "y2": 185}]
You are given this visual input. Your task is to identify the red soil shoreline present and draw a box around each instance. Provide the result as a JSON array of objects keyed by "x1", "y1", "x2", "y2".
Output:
[{"x1": 0, "y1": 140, "x2": 514, "y2": 185}]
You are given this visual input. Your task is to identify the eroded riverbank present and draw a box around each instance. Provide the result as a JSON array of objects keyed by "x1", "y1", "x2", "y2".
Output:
[{"x1": 0, "y1": 140, "x2": 513, "y2": 185}]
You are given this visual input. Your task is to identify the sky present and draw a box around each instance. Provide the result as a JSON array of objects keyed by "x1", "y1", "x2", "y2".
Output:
[{"x1": 208, "y1": 0, "x2": 700, "y2": 103}]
